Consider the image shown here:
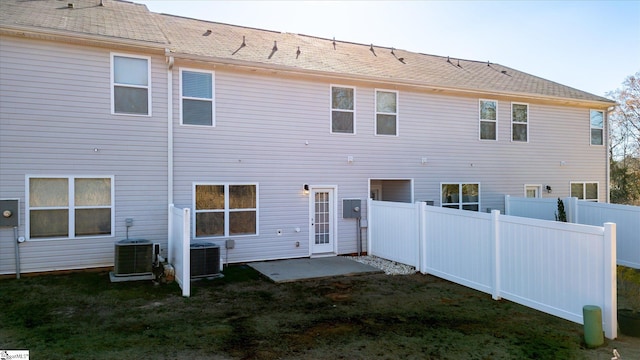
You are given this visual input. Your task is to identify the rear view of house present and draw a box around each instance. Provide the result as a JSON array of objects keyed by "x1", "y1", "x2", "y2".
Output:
[{"x1": 0, "y1": 0, "x2": 615, "y2": 275}]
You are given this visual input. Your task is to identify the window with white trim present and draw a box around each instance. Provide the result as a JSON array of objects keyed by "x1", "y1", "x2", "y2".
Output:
[
  {"x1": 194, "y1": 183, "x2": 258, "y2": 238},
  {"x1": 331, "y1": 86, "x2": 355, "y2": 134},
  {"x1": 571, "y1": 182, "x2": 599, "y2": 202},
  {"x1": 181, "y1": 69, "x2": 215, "y2": 126},
  {"x1": 511, "y1": 103, "x2": 528, "y2": 142},
  {"x1": 590, "y1": 110, "x2": 604, "y2": 145},
  {"x1": 441, "y1": 183, "x2": 480, "y2": 211},
  {"x1": 111, "y1": 53, "x2": 150, "y2": 115},
  {"x1": 375, "y1": 90, "x2": 398, "y2": 136},
  {"x1": 27, "y1": 176, "x2": 113, "y2": 239},
  {"x1": 479, "y1": 99, "x2": 497, "y2": 140}
]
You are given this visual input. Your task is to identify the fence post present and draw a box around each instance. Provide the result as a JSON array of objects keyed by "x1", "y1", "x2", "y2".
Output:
[
  {"x1": 367, "y1": 198, "x2": 372, "y2": 257},
  {"x1": 564, "y1": 197, "x2": 578, "y2": 223},
  {"x1": 603, "y1": 222, "x2": 617, "y2": 339},
  {"x1": 491, "y1": 209, "x2": 501, "y2": 300},
  {"x1": 182, "y1": 207, "x2": 191, "y2": 297},
  {"x1": 504, "y1": 195, "x2": 510, "y2": 215},
  {"x1": 418, "y1": 201, "x2": 428, "y2": 274}
]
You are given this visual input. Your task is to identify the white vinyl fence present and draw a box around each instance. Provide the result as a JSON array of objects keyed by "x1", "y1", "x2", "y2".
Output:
[
  {"x1": 368, "y1": 199, "x2": 618, "y2": 339},
  {"x1": 505, "y1": 196, "x2": 640, "y2": 269},
  {"x1": 168, "y1": 204, "x2": 191, "y2": 297}
]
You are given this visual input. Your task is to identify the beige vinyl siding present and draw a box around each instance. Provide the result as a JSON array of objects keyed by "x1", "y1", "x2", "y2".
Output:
[
  {"x1": 171, "y1": 66, "x2": 607, "y2": 264},
  {"x1": 0, "y1": 37, "x2": 168, "y2": 274}
]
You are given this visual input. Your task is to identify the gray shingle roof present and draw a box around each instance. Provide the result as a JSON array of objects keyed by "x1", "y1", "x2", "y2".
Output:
[{"x1": 0, "y1": 0, "x2": 614, "y2": 105}]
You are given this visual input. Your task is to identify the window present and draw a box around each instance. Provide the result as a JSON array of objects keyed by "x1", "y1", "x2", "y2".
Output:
[
  {"x1": 479, "y1": 100, "x2": 497, "y2": 140},
  {"x1": 571, "y1": 182, "x2": 599, "y2": 202},
  {"x1": 590, "y1": 110, "x2": 604, "y2": 145},
  {"x1": 111, "y1": 53, "x2": 150, "y2": 115},
  {"x1": 331, "y1": 86, "x2": 355, "y2": 134},
  {"x1": 511, "y1": 103, "x2": 528, "y2": 142},
  {"x1": 441, "y1": 183, "x2": 480, "y2": 211},
  {"x1": 27, "y1": 176, "x2": 113, "y2": 239},
  {"x1": 525, "y1": 184, "x2": 542, "y2": 198},
  {"x1": 194, "y1": 183, "x2": 258, "y2": 238},
  {"x1": 181, "y1": 69, "x2": 214, "y2": 126},
  {"x1": 376, "y1": 90, "x2": 398, "y2": 136}
]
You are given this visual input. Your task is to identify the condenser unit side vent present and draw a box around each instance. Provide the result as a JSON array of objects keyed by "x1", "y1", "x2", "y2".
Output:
[{"x1": 190, "y1": 242, "x2": 221, "y2": 279}]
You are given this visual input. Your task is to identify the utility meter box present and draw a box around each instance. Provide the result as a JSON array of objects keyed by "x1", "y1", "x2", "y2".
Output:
[
  {"x1": 0, "y1": 199, "x2": 19, "y2": 227},
  {"x1": 343, "y1": 199, "x2": 361, "y2": 219}
]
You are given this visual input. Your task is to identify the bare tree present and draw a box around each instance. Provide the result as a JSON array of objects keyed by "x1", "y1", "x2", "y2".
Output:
[{"x1": 608, "y1": 71, "x2": 640, "y2": 204}]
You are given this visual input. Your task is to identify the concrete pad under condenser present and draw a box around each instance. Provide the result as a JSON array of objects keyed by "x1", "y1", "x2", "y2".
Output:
[{"x1": 248, "y1": 256, "x2": 383, "y2": 283}]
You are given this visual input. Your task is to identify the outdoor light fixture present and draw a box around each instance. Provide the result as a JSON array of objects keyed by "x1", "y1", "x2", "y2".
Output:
[
  {"x1": 303, "y1": 184, "x2": 309, "y2": 194},
  {"x1": 546, "y1": 185, "x2": 552, "y2": 193}
]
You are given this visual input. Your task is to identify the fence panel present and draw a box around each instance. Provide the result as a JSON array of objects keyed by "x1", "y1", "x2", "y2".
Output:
[
  {"x1": 578, "y1": 201, "x2": 640, "y2": 269},
  {"x1": 498, "y1": 216, "x2": 608, "y2": 324},
  {"x1": 506, "y1": 196, "x2": 640, "y2": 269},
  {"x1": 504, "y1": 195, "x2": 558, "y2": 220},
  {"x1": 368, "y1": 200, "x2": 617, "y2": 339},
  {"x1": 422, "y1": 206, "x2": 493, "y2": 294},
  {"x1": 368, "y1": 200, "x2": 419, "y2": 268},
  {"x1": 169, "y1": 204, "x2": 190, "y2": 297}
]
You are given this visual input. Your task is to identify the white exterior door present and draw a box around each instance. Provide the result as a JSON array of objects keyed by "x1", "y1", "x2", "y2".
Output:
[{"x1": 310, "y1": 187, "x2": 335, "y2": 255}]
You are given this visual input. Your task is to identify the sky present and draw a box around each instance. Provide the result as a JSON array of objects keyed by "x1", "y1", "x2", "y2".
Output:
[{"x1": 136, "y1": 0, "x2": 640, "y2": 97}]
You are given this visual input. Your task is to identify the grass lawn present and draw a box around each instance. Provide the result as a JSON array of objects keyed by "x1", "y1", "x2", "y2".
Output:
[{"x1": 1, "y1": 265, "x2": 638, "y2": 359}]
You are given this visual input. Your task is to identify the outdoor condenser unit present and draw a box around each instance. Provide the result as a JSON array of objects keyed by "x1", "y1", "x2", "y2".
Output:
[
  {"x1": 190, "y1": 242, "x2": 220, "y2": 279},
  {"x1": 113, "y1": 239, "x2": 153, "y2": 276}
]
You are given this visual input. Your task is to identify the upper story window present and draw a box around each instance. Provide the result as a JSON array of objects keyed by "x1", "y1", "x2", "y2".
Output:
[
  {"x1": 181, "y1": 69, "x2": 215, "y2": 126},
  {"x1": 441, "y1": 183, "x2": 480, "y2": 211},
  {"x1": 590, "y1": 110, "x2": 604, "y2": 145},
  {"x1": 376, "y1": 90, "x2": 398, "y2": 136},
  {"x1": 194, "y1": 183, "x2": 258, "y2": 238},
  {"x1": 111, "y1": 53, "x2": 150, "y2": 115},
  {"x1": 511, "y1": 103, "x2": 529, "y2": 142},
  {"x1": 331, "y1": 86, "x2": 355, "y2": 134},
  {"x1": 571, "y1": 182, "x2": 599, "y2": 202},
  {"x1": 27, "y1": 176, "x2": 114, "y2": 239},
  {"x1": 479, "y1": 99, "x2": 497, "y2": 140}
]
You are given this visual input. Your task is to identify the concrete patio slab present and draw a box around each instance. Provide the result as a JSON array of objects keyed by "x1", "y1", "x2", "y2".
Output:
[{"x1": 248, "y1": 256, "x2": 383, "y2": 283}]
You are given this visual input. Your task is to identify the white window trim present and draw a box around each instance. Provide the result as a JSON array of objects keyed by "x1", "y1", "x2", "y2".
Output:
[
  {"x1": 590, "y1": 109, "x2": 604, "y2": 146},
  {"x1": 330, "y1": 84, "x2": 356, "y2": 135},
  {"x1": 375, "y1": 89, "x2": 399, "y2": 137},
  {"x1": 479, "y1": 99, "x2": 498, "y2": 141},
  {"x1": 25, "y1": 175, "x2": 115, "y2": 241},
  {"x1": 570, "y1": 181, "x2": 599, "y2": 202},
  {"x1": 439, "y1": 182, "x2": 481, "y2": 211},
  {"x1": 180, "y1": 67, "x2": 216, "y2": 127},
  {"x1": 192, "y1": 182, "x2": 259, "y2": 238},
  {"x1": 524, "y1": 184, "x2": 542, "y2": 198},
  {"x1": 110, "y1": 52, "x2": 152, "y2": 116},
  {"x1": 511, "y1": 102, "x2": 529, "y2": 143}
]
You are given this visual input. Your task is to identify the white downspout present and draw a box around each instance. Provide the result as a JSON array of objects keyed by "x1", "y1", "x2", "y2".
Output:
[{"x1": 166, "y1": 51, "x2": 174, "y2": 212}]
